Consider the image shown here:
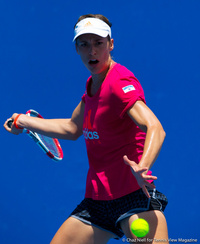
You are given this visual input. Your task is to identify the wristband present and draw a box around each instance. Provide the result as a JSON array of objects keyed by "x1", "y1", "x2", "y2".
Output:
[{"x1": 14, "y1": 114, "x2": 23, "y2": 129}]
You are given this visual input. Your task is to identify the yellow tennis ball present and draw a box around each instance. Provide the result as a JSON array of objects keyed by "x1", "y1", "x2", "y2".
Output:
[{"x1": 130, "y1": 218, "x2": 149, "y2": 238}]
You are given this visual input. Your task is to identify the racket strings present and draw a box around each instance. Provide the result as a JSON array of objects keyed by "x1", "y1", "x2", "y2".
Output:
[{"x1": 38, "y1": 134, "x2": 62, "y2": 157}]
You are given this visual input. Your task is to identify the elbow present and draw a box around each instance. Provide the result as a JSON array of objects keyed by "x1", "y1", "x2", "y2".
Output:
[
  {"x1": 62, "y1": 130, "x2": 82, "y2": 141},
  {"x1": 65, "y1": 120, "x2": 82, "y2": 141},
  {"x1": 71, "y1": 130, "x2": 83, "y2": 141},
  {"x1": 71, "y1": 134, "x2": 80, "y2": 141},
  {"x1": 163, "y1": 129, "x2": 166, "y2": 139},
  {"x1": 159, "y1": 124, "x2": 166, "y2": 143},
  {"x1": 162, "y1": 129, "x2": 166, "y2": 142},
  {"x1": 149, "y1": 122, "x2": 166, "y2": 143}
]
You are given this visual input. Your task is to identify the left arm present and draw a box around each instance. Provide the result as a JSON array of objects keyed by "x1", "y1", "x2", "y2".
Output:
[{"x1": 123, "y1": 100, "x2": 166, "y2": 197}]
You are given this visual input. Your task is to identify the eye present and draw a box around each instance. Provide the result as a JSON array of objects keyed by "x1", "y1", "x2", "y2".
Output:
[
  {"x1": 80, "y1": 42, "x2": 87, "y2": 47},
  {"x1": 96, "y1": 41, "x2": 103, "y2": 46},
  {"x1": 78, "y1": 42, "x2": 88, "y2": 47}
]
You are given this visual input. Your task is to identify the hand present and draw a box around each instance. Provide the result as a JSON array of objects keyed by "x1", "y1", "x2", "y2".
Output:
[
  {"x1": 123, "y1": 155, "x2": 157, "y2": 198},
  {"x1": 4, "y1": 113, "x2": 23, "y2": 135}
]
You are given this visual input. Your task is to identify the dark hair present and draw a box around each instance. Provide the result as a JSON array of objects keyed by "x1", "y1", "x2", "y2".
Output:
[{"x1": 74, "y1": 14, "x2": 112, "y2": 29}]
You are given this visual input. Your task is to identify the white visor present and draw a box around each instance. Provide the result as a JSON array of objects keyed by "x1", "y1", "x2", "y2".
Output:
[{"x1": 73, "y1": 17, "x2": 111, "y2": 42}]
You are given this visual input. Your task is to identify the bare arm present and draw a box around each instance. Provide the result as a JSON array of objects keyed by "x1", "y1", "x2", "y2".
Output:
[
  {"x1": 123, "y1": 100, "x2": 166, "y2": 197},
  {"x1": 4, "y1": 101, "x2": 85, "y2": 141},
  {"x1": 128, "y1": 100, "x2": 166, "y2": 169}
]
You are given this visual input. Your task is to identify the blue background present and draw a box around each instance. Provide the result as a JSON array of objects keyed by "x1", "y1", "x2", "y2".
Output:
[{"x1": 1, "y1": 0, "x2": 199, "y2": 243}]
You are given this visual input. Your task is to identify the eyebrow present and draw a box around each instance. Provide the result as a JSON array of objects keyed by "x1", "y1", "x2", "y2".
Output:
[{"x1": 78, "y1": 37, "x2": 104, "y2": 43}]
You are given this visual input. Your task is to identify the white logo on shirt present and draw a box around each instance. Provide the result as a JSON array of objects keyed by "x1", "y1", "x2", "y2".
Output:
[{"x1": 122, "y1": 85, "x2": 135, "y2": 93}]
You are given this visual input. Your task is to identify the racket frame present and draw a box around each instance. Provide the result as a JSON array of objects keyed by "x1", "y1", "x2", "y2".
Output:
[
  {"x1": 24, "y1": 109, "x2": 63, "y2": 161},
  {"x1": 8, "y1": 109, "x2": 63, "y2": 161}
]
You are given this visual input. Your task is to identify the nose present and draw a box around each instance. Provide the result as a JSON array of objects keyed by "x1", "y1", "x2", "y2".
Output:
[{"x1": 89, "y1": 44, "x2": 97, "y2": 56}]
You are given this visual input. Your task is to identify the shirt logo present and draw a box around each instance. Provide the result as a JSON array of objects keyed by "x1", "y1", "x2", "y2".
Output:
[
  {"x1": 83, "y1": 109, "x2": 100, "y2": 141},
  {"x1": 122, "y1": 85, "x2": 135, "y2": 93}
]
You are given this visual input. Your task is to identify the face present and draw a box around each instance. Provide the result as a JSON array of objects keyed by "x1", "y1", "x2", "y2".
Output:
[{"x1": 75, "y1": 34, "x2": 114, "y2": 75}]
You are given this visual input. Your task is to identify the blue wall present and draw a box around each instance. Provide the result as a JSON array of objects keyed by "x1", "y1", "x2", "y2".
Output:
[{"x1": 1, "y1": 1, "x2": 199, "y2": 243}]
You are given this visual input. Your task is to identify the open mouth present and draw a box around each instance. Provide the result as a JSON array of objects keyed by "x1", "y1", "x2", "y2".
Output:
[{"x1": 89, "y1": 59, "x2": 99, "y2": 65}]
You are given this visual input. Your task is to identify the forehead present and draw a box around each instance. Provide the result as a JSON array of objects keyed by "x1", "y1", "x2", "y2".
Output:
[{"x1": 76, "y1": 34, "x2": 106, "y2": 42}]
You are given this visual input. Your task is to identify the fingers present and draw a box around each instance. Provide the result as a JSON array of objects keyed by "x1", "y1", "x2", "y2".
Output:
[
  {"x1": 123, "y1": 155, "x2": 140, "y2": 167},
  {"x1": 143, "y1": 174, "x2": 157, "y2": 181},
  {"x1": 123, "y1": 155, "x2": 157, "y2": 180},
  {"x1": 4, "y1": 115, "x2": 23, "y2": 135},
  {"x1": 123, "y1": 155, "x2": 158, "y2": 199},
  {"x1": 142, "y1": 185, "x2": 150, "y2": 198},
  {"x1": 123, "y1": 155, "x2": 148, "y2": 173},
  {"x1": 4, "y1": 118, "x2": 13, "y2": 131},
  {"x1": 123, "y1": 155, "x2": 131, "y2": 165},
  {"x1": 123, "y1": 155, "x2": 141, "y2": 168}
]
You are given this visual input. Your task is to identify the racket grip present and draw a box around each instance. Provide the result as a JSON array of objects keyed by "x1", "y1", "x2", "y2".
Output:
[
  {"x1": 7, "y1": 119, "x2": 13, "y2": 128},
  {"x1": 7, "y1": 118, "x2": 26, "y2": 134}
]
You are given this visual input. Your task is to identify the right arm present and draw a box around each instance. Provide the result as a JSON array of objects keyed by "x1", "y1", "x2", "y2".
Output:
[{"x1": 4, "y1": 101, "x2": 85, "y2": 141}]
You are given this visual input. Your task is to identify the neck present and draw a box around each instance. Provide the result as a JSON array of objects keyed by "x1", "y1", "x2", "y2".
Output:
[{"x1": 91, "y1": 59, "x2": 113, "y2": 85}]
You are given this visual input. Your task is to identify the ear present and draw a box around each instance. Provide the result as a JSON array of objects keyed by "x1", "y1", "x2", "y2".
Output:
[
  {"x1": 109, "y1": 38, "x2": 114, "y2": 52},
  {"x1": 75, "y1": 43, "x2": 80, "y2": 55}
]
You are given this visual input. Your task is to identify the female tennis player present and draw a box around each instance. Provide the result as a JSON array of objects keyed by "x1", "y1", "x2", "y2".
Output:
[{"x1": 4, "y1": 14, "x2": 168, "y2": 244}]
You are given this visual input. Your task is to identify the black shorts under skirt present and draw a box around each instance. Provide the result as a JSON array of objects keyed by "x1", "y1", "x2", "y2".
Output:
[{"x1": 70, "y1": 187, "x2": 168, "y2": 239}]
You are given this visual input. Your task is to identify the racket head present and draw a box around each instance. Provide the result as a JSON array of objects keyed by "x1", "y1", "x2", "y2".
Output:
[{"x1": 26, "y1": 109, "x2": 63, "y2": 161}]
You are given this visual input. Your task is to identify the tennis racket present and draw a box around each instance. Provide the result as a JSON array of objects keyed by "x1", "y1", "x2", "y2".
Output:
[{"x1": 7, "y1": 109, "x2": 63, "y2": 161}]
